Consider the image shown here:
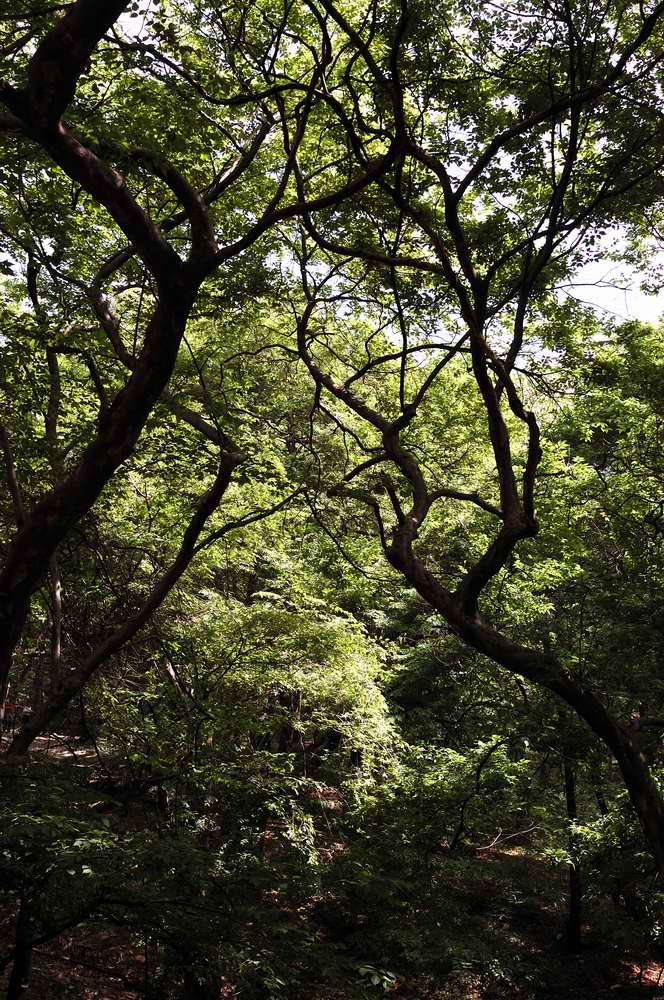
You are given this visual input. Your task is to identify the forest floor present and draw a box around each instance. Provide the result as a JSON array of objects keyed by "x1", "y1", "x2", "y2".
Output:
[
  {"x1": 399, "y1": 848, "x2": 664, "y2": 1000},
  {"x1": 2, "y1": 845, "x2": 662, "y2": 999},
  {"x1": 2, "y1": 736, "x2": 663, "y2": 999}
]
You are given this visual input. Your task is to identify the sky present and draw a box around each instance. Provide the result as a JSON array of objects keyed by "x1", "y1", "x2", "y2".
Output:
[{"x1": 560, "y1": 256, "x2": 664, "y2": 326}]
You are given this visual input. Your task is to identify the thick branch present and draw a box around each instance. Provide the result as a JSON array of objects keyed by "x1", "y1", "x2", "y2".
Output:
[
  {"x1": 383, "y1": 537, "x2": 664, "y2": 872},
  {"x1": 24, "y1": 0, "x2": 131, "y2": 128},
  {"x1": 0, "y1": 284, "x2": 198, "y2": 696},
  {"x1": 7, "y1": 448, "x2": 244, "y2": 754}
]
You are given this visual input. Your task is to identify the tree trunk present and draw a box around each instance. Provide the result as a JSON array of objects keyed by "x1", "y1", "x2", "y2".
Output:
[
  {"x1": 30, "y1": 653, "x2": 44, "y2": 715},
  {"x1": 182, "y1": 970, "x2": 220, "y2": 1000},
  {"x1": 0, "y1": 285, "x2": 196, "y2": 702},
  {"x1": 464, "y1": 616, "x2": 664, "y2": 878},
  {"x1": 563, "y1": 763, "x2": 583, "y2": 952},
  {"x1": 48, "y1": 555, "x2": 62, "y2": 698},
  {"x1": 6, "y1": 452, "x2": 240, "y2": 756},
  {"x1": 6, "y1": 898, "x2": 33, "y2": 1000},
  {"x1": 386, "y1": 542, "x2": 664, "y2": 876}
]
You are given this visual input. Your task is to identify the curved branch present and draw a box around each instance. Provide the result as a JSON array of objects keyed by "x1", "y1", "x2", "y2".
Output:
[
  {"x1": 23, "y1": 0, "x2": 131, "y2": 128},
  {"x1": 7, "y1": 448, "x2": 244, "y2": 754}
]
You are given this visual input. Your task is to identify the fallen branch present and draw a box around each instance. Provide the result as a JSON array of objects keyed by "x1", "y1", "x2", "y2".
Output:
[{"x1": 476, "y1": 824, "x2": 542, "y2": 852}]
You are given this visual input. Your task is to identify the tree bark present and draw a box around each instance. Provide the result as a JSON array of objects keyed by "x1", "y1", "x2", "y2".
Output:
[{"x1": 6, "y1": 898, "x2": 33, "y2": 1000}]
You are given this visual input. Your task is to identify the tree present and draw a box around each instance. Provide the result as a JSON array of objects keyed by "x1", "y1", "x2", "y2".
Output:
[
  {"x1": 269, "y1": 0, "x2": 664, "y2": 868},
  {"x1": 3, "y1": 0, "x2": 664, "y2": 882},
  {"x1": 0, "y1": 0, "x2": 390, "y2": 749}
]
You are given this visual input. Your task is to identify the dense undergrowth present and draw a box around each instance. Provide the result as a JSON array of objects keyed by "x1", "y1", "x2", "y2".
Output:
[{"x1": 3, "y1": 0, "x2": 664, "y2": 995}]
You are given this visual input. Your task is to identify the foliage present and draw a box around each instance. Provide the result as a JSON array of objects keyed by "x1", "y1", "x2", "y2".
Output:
[{"x1": 2, "y1": 0, "x2": 664, "y2": 996}]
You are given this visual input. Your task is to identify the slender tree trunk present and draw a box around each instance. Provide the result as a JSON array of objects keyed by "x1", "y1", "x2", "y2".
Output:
[
  {"x1": 48, "y1": 555, "x2": 62, "y2": 698},
  {"x1": 0, "y1": 422, "x2": 26, "y2": 708},
  {"x1": 563, "y1": 763, "x2": 582, "y2": 951},
  {"x1": 590, "y1": 767, "x2": 628, "y2": 911},
  {"x1": 0, "y1": 422, "x2": 25, "y2": 531},
  {"x1": 6, "y1": 898, "x2": 33, "y2": 1000},
  {"x1": 592, "y1": 769, "x2": 609, "y2": 817},
  {"x1": 30, "y1": 654, "x2": 44, "y2": 714},
  {"x1": 182, "y1": 970, "x2": 220, "y2": 1000},
  {"x1": 43, "y1": 345, "x2": 64, "y2": 703}
]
